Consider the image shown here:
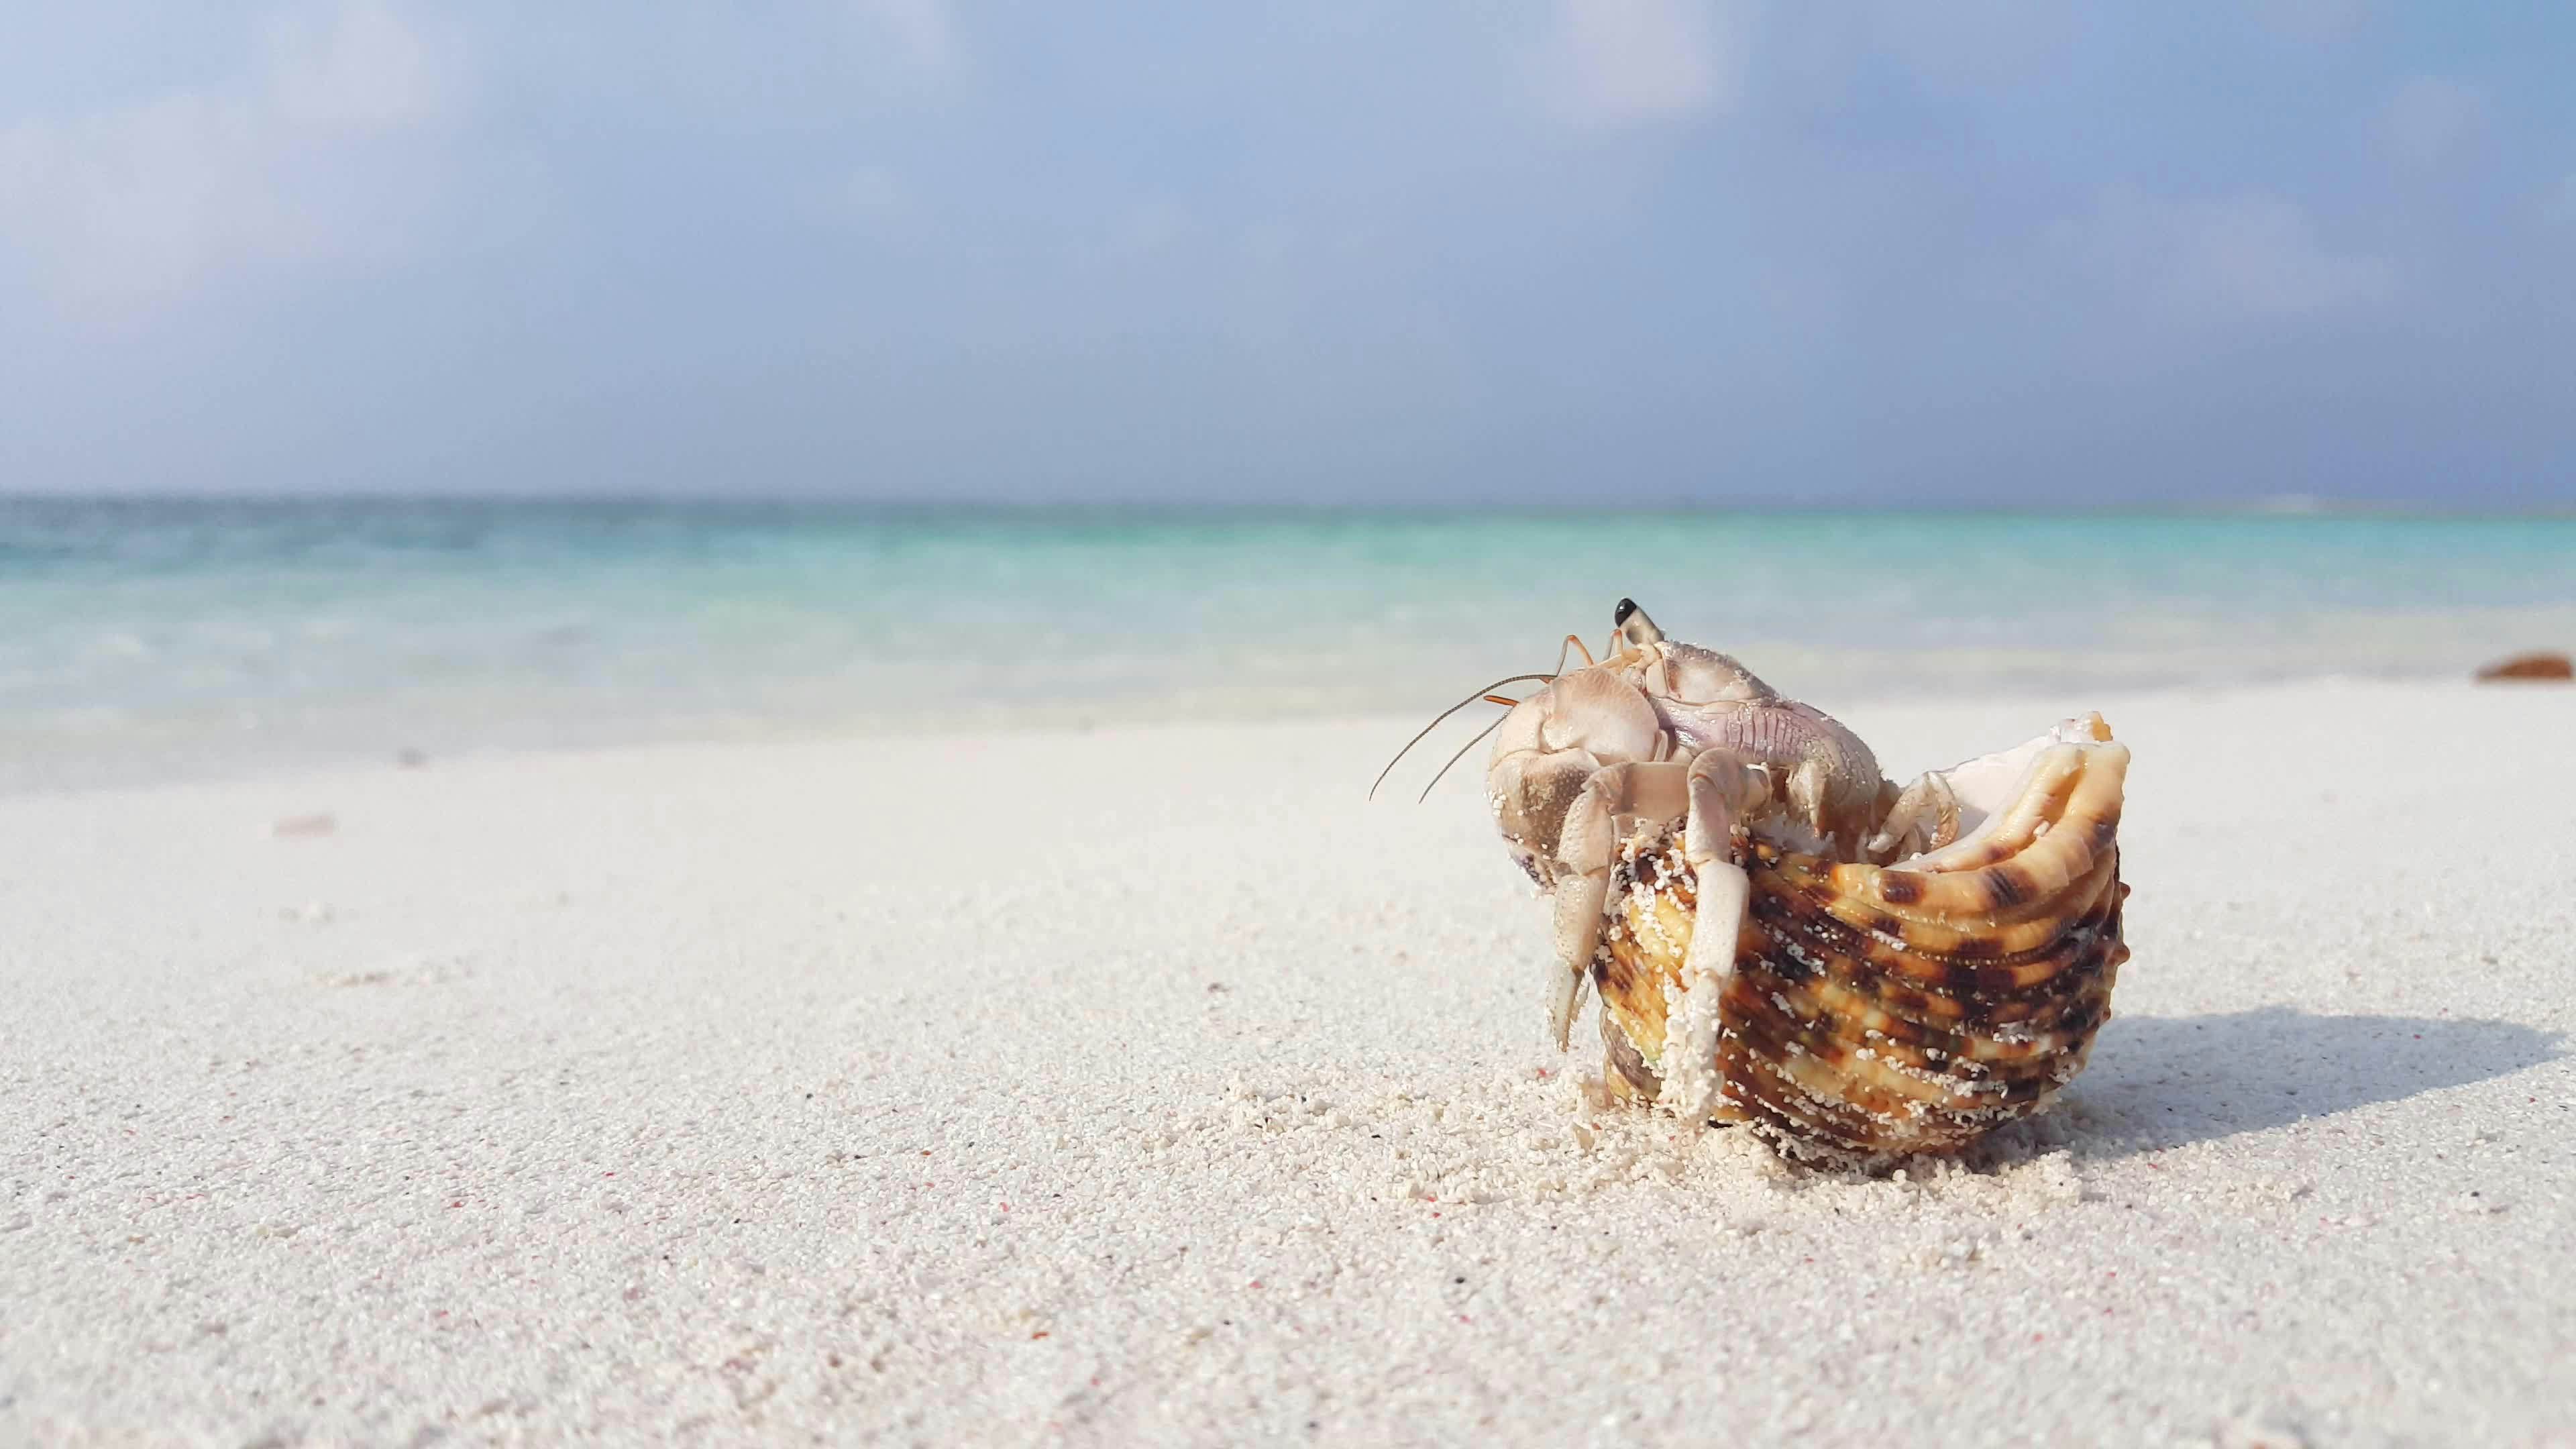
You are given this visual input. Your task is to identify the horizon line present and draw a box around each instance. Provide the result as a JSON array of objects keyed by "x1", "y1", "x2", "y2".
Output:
[{"x1": 2, "y1": 492, "x2": 2573, "y2": 522}]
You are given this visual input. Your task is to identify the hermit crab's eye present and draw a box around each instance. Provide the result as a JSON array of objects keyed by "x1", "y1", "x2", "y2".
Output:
[{"x1": 1613, "y1": 598, "x2": 1638, "y2": 627}]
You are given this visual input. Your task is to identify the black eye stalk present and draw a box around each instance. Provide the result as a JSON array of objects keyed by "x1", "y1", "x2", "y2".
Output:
[{"x1": 1613, "y1": 598, "x2": 1638, "y2": 627}]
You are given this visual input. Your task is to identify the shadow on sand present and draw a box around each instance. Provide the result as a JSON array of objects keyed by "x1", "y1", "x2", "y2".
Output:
[{"x1": 2053, "y1": 1007, "x2": 2562, "y2": 1161}]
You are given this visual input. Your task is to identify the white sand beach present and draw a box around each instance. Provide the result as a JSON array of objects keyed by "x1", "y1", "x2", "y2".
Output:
[{"x1": 3, "y1": 680, "x2": 2571, "y2": 1447}]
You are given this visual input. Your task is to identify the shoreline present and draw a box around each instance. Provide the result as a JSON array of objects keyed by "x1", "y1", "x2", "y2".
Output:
[
  {"x1": 1, "y1": 669, "x2": 2561, "y2": 800},
  {"x1": 3, "y1": 680, "x2": 2571, "y2": 1444}
]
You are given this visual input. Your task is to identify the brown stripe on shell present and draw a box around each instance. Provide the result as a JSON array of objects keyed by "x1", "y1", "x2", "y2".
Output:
[
  {"x1": 1976, "y1": 865, "x2": 2032, "y2": 910},
  {"x1": 1747, "y1": 854, "x2": 2123, "y2": 1015},
  {"x1": 1600, "y1": 1008, "x2": 1662, "y2": 1104},
  {"x1": 1589, "y1": 739, "x2": 2129, "y2": 1163},
  {"x1": 1799, "y1": 842, "x2": 2124, "y2": 959},
  {"x1": 1827, "y1": 743, "x2": 2129, "y2": 926},
  {"x1": 1727, "y1": 940, "x2": 2110, "y2": 1088}
]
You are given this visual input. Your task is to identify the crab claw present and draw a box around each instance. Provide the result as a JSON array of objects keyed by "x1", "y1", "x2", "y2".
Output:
[{"x1": 1868, "y1": 769, "x2": 1961, "y2": 860}]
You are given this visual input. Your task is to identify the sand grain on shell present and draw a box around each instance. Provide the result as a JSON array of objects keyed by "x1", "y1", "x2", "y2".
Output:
[{"x1": 1, "y1": 682, "x2": 2571, "y2": 1446}]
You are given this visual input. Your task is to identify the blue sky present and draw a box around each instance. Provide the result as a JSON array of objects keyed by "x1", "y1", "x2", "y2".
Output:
[{"x1": 1, "y1": 1, "x2": 2570, "y2": 505}]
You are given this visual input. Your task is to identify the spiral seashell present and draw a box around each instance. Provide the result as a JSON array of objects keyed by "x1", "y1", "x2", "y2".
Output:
[{"x1": 1593, "y1": 720, "x2": 2131, "y2": 1165}]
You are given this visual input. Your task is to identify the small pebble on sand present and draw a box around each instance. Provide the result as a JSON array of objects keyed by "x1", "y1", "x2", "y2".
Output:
[{"x1": 2474, "y1": 651, "x2": 2573, "y2": 682}]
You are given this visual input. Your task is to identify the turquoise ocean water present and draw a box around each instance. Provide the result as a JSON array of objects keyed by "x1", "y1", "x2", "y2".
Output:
[{"x1": 3, "y1": 498, "x2": 2571, "y2": 790}]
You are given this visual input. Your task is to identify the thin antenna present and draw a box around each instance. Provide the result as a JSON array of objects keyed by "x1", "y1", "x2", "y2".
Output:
[
  {"x1": 1415, "y1": 708, "x2": 1517, "y2": 803},
  {"x1": 1366, "y1": 673, "x2": 1554, "y2": 800}
]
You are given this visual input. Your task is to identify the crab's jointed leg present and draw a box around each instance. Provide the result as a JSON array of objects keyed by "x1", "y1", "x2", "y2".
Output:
[
  {"x1": 1546, "y1": 759, "x2": 1689, "y2": 1049},
  {"x1": 1782, "y1": 756, "x2": 1834, "y2": 849},
  {"x1": 1651, "y1": 749, "x2": 1772, "y2": 1120},
  {"x1": 1680, "y1": 750, "x2": 1769, "y2": 973}
]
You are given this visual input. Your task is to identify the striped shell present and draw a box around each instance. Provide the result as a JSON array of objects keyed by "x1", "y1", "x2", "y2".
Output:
[{"x1": 1593, "y1": 729, "x2": 2131, "y2": 1165}]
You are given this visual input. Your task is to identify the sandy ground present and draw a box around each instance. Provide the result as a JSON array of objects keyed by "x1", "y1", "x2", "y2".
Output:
[{"x1": 3, "y1": 681, "x2": 2571, "y2": 1447}]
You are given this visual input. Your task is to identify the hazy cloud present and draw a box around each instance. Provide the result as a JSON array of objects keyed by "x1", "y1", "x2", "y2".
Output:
[
  {"x1": 1547, "y1": 0, "x2": 1751, "y2": 127},
  {"x1": 854, "y1": 0, "x2": 957, "y2": 74},
  {"x1": 265, "y1": 1, "x2": 447, "y2": 127},
  {"x1": 806, "y1": 165, "x2": 910, "y2": 229},
  {"x1": 0, "y1": 5, "x2": 2567, "y2": 504},
  {"x1": 0, "y1": 1, "x2": 456, "y2": 315},
  {"x1": 2379, "y1": 75, "x2": 2489, "y2": 170},
  {"x1": 1866, "y1": 0, "x2": 2076, "y2": 93},
  {"x1": 2057, "y1": 187, "x2": 2396, "y2": 318}
]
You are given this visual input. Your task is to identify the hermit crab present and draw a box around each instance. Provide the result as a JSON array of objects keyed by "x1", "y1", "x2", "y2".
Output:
[{"x1": 1379, "y1": 600, "x2": 2131, "y2": 1164}]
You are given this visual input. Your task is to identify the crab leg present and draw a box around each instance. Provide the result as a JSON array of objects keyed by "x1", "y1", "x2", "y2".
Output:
[
  {"x1": 1547, "y1": 760, "x2": 1689, "y2": 1049},
  {"x1": 1656, "y1": 749, "x2": 1771, "y2": 1121}
]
